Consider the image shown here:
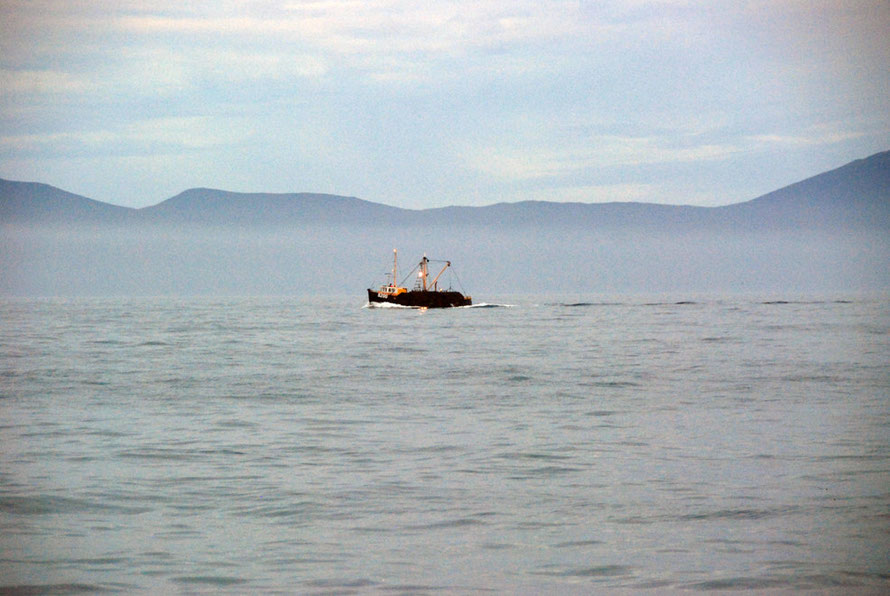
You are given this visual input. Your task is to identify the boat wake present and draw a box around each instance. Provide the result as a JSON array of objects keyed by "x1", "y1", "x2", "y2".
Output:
[
  {"x1": 461, "y1": 302, "x2": 514, "y2": 308},
  {"x1": 363, "y1": 301, "x2": 414, "y2": 309}
]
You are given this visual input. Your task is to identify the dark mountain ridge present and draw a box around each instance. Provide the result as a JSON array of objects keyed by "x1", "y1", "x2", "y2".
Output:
[
  {"x1": 142, "y1": 188, "x2": 412, "y2": 225},
  {"x1": 715, "y1": 150, "x2": 890, "y2": 230},
  {"x1": 0, "y1": 178, "x2": 134, "y2": 224},
  {"x1": 2, "y1": 150, "x2": 888, "y2": 230}
]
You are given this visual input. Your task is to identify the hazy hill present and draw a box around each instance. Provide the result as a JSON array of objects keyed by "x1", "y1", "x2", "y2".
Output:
[
  {"x1": 2, "y1": 151, "x2": 888, "y2": 296},
  {"x1": 140, "y1": 188, "x2": 411, "y2": 226},
  {"x1": 0, "y1": 178, "x2": 134, "y2": 224},
  {"x1": 2, "y1": 150, "x2": 888, "y2": 230},
  {"x1": 716, "y1": 150, "x2": 890, "y2": 231}
]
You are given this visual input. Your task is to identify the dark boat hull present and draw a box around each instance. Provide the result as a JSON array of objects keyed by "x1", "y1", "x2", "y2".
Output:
[{"x1": 367, "y1": 289, "x2": 471, "y2": 308}]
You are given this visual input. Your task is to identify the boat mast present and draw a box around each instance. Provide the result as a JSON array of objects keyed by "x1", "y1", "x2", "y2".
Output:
[
  {"x1": 420, "y1": 255, "x2": 429, "y2": 291},
  {"x1": 392, "y1": 249, "x2": 398, "y2": 286}
]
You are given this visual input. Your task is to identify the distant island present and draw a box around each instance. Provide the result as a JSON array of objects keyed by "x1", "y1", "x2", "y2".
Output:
[{"x1": 2, "y1": 151, "x2": 888, "y2": 296}]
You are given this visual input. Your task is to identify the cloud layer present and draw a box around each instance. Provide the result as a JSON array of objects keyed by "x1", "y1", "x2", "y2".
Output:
[{"x1": 1, "y1": 0, "x2": 888, "y2": 208}]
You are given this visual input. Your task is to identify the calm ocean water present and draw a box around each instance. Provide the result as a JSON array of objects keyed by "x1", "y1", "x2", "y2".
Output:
[{"x1": 1, "y1": 295, "x2": 889, "y2": 594}]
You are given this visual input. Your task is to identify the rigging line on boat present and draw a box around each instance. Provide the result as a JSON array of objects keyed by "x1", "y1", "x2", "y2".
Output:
[
  {"x1": 391, "y1": 256, "x2": 461, "y2": 289},
  {"x1": 450, "y1": 267, "x2": 467, "y2": 294},
  {"x1": 398, "y1": 265, "x2": 420, "y2": 287},
  {"x1": 396, "y1": 257, "x2": 445, "y2": 287}
]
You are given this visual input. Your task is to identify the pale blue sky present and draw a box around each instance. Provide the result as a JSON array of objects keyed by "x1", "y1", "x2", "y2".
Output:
[{"x1": 1, "y1": 0, "x2": 888, "y2": 209}]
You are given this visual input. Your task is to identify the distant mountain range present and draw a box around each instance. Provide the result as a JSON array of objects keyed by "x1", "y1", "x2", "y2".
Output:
[
  {"x1": 2, "y1": 151, "x2": 889, "y2": 296},
  {"x1": 2, "y1": 150, "x2": 888, "y2": 231}
]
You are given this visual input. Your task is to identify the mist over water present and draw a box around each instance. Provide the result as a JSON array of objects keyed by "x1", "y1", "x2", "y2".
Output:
[
  {"x1": 2, "y1": 296, "x2": 888, "y2": 593},
  {"x1": 2, "y1": 224, "x2": 888, "y2": 296}
]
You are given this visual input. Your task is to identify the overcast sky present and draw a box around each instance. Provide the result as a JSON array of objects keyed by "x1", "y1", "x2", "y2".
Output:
[{"x1": 1, "y1": 0, "x2": 888, "y2": 209}]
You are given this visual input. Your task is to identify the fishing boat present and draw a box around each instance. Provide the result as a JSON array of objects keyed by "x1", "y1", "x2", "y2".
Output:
[{"x1": 367, "y1": 250, "x2": 472, "y2": 308}]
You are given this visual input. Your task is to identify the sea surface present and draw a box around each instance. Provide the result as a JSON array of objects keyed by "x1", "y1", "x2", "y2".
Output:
[{"x1": 1, "y1": 295, "x2": 889, "y2": 594}]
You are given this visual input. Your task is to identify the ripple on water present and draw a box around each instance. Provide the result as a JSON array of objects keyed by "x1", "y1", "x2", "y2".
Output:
[
  {"x1": 534, "y1": 564, "x2": 634, "y2": 578},
  {"x1": 171, "y1": 576, "x2": 248, "y2": 587},
  {"x1": 0, "y1": 583, "x2": 119, "y2": 594},
  {"x1": 0, "y1": 495, "x2": 150, "y2": 515}
]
